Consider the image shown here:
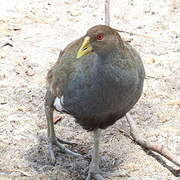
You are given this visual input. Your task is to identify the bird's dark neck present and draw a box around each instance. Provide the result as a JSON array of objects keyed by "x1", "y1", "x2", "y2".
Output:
[
  {"x1": 97, "y1": 47, "x2": 124, "y2": 65},
  {"x1": 96, "y1": 37, "x2": 126, "y2": 64}
]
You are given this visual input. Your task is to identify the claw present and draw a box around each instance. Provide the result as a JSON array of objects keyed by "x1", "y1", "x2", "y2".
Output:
[
  {"x1": 48, "y1": 137, "x2": 82, "y2": 164},
  {"x1": 55, "y1": 139, "x2": 82, "y2": 157},
  {"x1": 86, "y1": 173, "x2": 105, "y2": 180},
  {"x1": 48, "y1": 142, "x2": 56, "y2": 165},
  {"x1": 93, "y1": 174, "x2": 106, "y2": 180}
]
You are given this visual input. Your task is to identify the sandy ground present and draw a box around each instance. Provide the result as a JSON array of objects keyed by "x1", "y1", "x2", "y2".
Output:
[{"x1": 0, "y1": 0, "x2": 180, "y2": 179}]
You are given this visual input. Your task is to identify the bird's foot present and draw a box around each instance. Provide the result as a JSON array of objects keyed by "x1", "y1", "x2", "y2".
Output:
[
  {"x1": 102, "y1": 170, "x2": 130, "y2": 178},
  {"x1": 86, "y1": 166, "x2": 129, "y2": 180},
  {"x1": 48, "y1": 136, "x2": 82, "y2": 165},
  {"x1": 86, "y1": 170, "x2": 105, "y2": 180},
  {"x1": 86, "y1": 163, "x2": 105, "y2": 180}
]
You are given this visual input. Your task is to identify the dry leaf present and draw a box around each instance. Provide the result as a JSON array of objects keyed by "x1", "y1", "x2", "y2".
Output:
[
  {"x1": 67, "y1": 10, "x2": 81, "y2": 16},
  {"x1": 53, "y1": 114, "x2": 65, "y2": 124},
  {"x1": 173, "y1": 0, "x2": 180, "y2": 9},
  {"x1": 25, "y1": 69, "x2": 35, "y2": 76},
  {"x1": 157, "y1": 113, "x2": 169, "y2": 123},
  {"x1": 25, "y1": 16, "x2": 49, "y2": 24},
  {"x1": 168, "y1": 100, "x2": 180, "y2": 106},
  {"x1": 147, "y1": 58, "x2": 160, "y2": 64},
  {"x1": 17, "y1": 106, "x2": 24, "y2": 112}
]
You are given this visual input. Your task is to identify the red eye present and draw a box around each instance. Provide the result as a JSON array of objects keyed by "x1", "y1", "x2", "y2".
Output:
[{"x1": 96, "y1": 34, "x2": 104, "y2": 40}]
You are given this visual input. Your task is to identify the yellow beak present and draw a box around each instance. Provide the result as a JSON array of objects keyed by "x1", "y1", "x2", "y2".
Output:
[{"x1": 76, "y1": 36, "x2": 93, "y2": 59}]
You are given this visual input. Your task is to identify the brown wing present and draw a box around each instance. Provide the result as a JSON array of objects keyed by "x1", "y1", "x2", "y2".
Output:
[{"x1": 46, "y1": 37, "x2": 84, "y2": 98}]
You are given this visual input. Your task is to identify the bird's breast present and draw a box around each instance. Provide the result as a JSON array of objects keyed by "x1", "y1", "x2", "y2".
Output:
[{"x1": 62, "y1": 60, "x2": 140, "y2": 118}]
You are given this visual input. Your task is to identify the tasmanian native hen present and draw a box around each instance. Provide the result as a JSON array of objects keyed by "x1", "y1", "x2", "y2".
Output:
[{"x1": 45, "y1": 25, "x2": 145, "y2": 180}]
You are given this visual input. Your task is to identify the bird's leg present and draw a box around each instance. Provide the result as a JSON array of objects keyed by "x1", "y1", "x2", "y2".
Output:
[
  {"x1": 86, "y1": 129, "x2": 128, "y2": 180},
  {"x1": 45, "y1": 91, "x2": 82, "y2": 165},
  {"x1": 86, "y1": 129, "x2": 105, "y2": 180}
]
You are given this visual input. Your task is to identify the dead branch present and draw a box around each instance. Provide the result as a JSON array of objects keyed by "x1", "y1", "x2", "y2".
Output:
[
  {"x1": 105, "y1": 0, "x2": 180, "y2": 175},
  {"x1": 125, "y1": 113, "x2": 180, "y2": 168}
]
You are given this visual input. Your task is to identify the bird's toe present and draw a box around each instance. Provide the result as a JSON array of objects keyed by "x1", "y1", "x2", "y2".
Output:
[
  {"x1": 86, "y1": 172, "x2": 105, "y2": 180},
  {"x1": 48, "y1": 142, "x2": 56, "y2": 165}
]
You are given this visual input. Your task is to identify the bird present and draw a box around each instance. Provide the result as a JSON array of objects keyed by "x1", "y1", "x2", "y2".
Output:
[{"x1": 45, "y1": 25, "x2": 145, "y2": 180}]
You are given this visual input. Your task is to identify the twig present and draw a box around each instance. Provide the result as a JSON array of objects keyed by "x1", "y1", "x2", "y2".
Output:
[
  {"x1": 0, "y1": 170, "x2": 30, "y2": 177},
  {"x1": 145, "y1": 75, "x2": 160, "y2": 80},
  {"x1": 114, "y1": 29, "x2": 153, "y2": 38},
  {"x1": 125, "y1": 113, "x2": 180, "y2": 168},
  {"x1": 105, "y1": 0, "x2": 152, "y2": 39},
  {"x1": 0, "y1": 42, "x2": 13, "y2": 48},
  {"x1": 105, "y1": 0, "x2": 110, "y2": 26},
  {"x1": 117, "y1": 128, "x2": 133, "y2": 141}
]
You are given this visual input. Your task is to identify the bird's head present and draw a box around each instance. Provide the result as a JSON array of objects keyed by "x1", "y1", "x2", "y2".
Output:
[{"x1": 76, "y1": 25, "x2": 122, "y2": 58}]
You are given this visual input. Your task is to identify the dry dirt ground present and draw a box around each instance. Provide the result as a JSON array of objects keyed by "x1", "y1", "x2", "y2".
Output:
[{"x1": 0, "y1": 0, "x2": 180, "y2": 179}]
